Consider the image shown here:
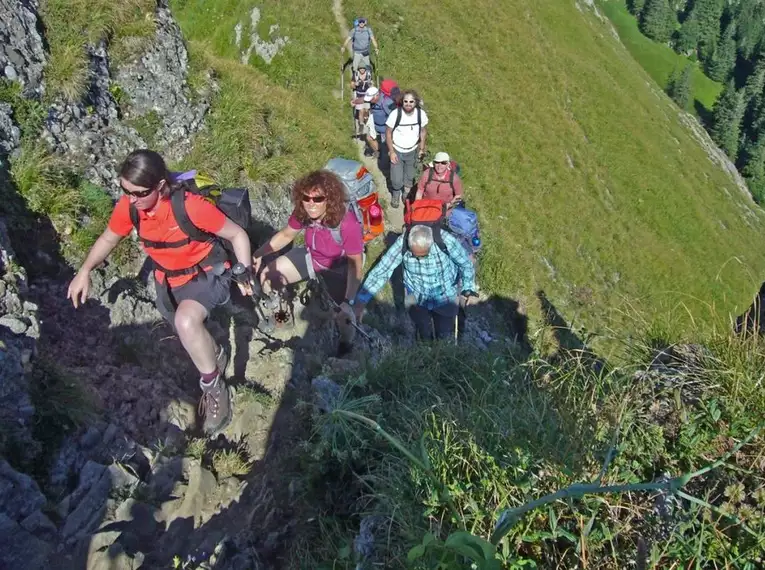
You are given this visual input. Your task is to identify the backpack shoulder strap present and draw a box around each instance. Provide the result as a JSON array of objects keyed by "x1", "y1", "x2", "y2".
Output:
[
  {"x1": 426, "y1": 167, "x2": 434, "y2": 185},
  {"x1": 170, "y1": 189, "x2": 211, "y2": 243},
  {"x1": 449, "y1": 168, "x2": 456, "y2": 198},
  {"x1": 393, "y1": 107, "x2": 403, "y2": 130},
  {"x1": 129, "y1": 203, "x2": 140, "y2": 234}
]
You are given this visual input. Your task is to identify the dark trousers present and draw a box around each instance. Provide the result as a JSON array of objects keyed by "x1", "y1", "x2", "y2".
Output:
[{"x1": 408, "y1": 302, "x2": 459, "y2": 341}]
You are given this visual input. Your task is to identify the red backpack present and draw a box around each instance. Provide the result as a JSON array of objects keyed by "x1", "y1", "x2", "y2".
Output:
[
  {"x1": 380, "y1": 78, "x2": 400, "y2": 100},
  {"x1": 402, "y1": 199, "x2": 449, "y2": 255}
]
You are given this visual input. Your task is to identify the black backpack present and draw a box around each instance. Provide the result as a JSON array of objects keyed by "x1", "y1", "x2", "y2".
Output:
[{"x1": 129, "y1": 173, "x2": 251, "y2": 279}]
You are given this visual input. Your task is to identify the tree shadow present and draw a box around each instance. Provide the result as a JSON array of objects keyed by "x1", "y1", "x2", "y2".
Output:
[{"x1": 693, "y1": 99, "x2": 715, "y2": 130}]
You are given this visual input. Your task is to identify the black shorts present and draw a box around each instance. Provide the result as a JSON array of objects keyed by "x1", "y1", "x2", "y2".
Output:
[
  {"x1": 155, "y1": 270, "x2": 232, "y2": 324},
  {"x1": 283, "y1": 246, "x2": 348, "y2": 304}
]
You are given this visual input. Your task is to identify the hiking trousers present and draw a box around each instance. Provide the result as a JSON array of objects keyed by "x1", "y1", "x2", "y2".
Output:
[
  {"x1": 352, "y1": 51, "x2": 371, "y2": 72},
  {"x1": 390, "y1": 149, "x2": 418, "y2": 194},
  {"x1": 407, "y1": 300, "x2": 459, "y2": 341}
]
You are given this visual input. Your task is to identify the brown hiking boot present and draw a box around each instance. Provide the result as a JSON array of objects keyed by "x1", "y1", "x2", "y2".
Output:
[{"x1": 198, "y1": 375, "x2": 232, "y2": 435}]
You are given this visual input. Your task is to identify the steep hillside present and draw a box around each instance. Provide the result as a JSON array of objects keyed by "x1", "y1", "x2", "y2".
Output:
[{"x1": 173, "y1": 0, "x2": 765, "y2": 349}]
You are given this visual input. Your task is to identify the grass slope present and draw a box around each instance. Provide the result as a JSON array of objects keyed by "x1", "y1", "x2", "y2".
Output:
[
  {"x1": 597, "y1": 0, "x2": 724, "y2": 114},
  {"x1": 175, "y1": 0, "x2": 765, "y2": 349}
]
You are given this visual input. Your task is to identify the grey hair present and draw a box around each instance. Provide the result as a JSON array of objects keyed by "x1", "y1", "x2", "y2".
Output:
[{"x1": 408, "y1": 225, "x2": 433, "y2": 250}]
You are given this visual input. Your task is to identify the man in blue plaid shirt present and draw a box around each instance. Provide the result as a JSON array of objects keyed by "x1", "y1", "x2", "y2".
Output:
[{"x1": 351, "y1": 225, "x2": 478, "y2": 340}]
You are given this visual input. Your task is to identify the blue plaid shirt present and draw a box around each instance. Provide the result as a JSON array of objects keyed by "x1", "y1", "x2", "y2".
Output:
[{"x1": 356, "y1": 231, "x2": 476, "y2": 309}]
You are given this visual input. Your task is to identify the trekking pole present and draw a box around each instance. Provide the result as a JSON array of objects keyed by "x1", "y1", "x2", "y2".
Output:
[{"x1": 341, "y1": 61, "x2": 345, "y2": 101}]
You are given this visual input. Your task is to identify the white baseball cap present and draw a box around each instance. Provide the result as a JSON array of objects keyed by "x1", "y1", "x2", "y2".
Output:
[
  {"x1": 433, "y1": 152, "x2": 450, "y2": 163},
  {"x1": 363, "y1": 86, "x2": 379, "y2": 102}
]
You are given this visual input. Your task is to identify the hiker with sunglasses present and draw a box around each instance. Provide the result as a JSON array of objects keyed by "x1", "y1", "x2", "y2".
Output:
[
  {"x1": 67, "y1": 150, "x2": 255, "y2": 435},
  {"x1": 341, "y1": 17, "x2": 379, "y2": 73},
  {"x1": 251, "y1": 170, "x2": 364, "y2": 356},
  {"x1": 351, "y1": 224, "x2": 477, "y2": 341},
  {"x1": 386, "y1": 90, "x2": 428, "y2": 208},
  {"x1": 415, "y1": 151, "x2": 463, "y2": 209}
]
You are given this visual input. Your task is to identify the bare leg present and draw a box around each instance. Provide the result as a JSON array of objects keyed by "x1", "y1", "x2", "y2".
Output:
[
  {"x1": 259, "y1": 254, "x2": 307, "y2": 295},
  {"x1": 174, "y1": 299, "x2": 216, "y2": 374}
]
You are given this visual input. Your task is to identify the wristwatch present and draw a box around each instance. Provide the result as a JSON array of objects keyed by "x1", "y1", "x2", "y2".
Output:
[{"x1": 344, "y1": 298, "x2": 356, "y2": 306}]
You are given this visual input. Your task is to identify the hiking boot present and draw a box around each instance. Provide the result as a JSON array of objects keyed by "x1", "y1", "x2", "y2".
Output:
[
  {"x1": 198, "y1": 374, "x2": 232, "y2": 435},
  {"x1": 364, "y1": 146, "x2": 375, "y2": 157},
  {"x1": 390, "y1": 191, "x2": 401, "y2": 209}
]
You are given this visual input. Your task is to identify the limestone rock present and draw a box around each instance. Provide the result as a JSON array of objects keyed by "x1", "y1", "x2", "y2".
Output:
[{"x1": 0, "y1": 0, "x2": 47, "y2": 96}]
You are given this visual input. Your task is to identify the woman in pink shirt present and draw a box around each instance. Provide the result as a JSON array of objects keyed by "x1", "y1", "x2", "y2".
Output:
[
  {"x1": 252, "y1": 170, "x2": 364, "y2": 355},
  {"x1": 415, "y1": 151, "x2": 463, "y2": 208}
]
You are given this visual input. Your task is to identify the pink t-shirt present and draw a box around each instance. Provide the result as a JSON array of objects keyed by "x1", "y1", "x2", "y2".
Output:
[{"x1": 288, "y1": 209, "x2": 364, "y2": 271}]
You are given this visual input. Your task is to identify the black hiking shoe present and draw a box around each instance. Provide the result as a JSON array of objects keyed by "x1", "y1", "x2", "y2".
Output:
[
  {"x1": 198, "y1": 375, "x2": 233, "y2": 435},
  {"x1": 364, "y1": 146, "x2": 374, "y2": 157},
  {"x1": 390, "y1": 191, "x2": 401, "y2": 209}
]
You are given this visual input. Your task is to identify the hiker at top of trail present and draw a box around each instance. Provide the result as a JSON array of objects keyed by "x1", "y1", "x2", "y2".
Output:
[
  {"x1": 386, "y1": 90, "x2": 429, "y2": 208},
  {"x1": 352, "y1": 223, "x2": 477, "y2": 341},
  {"x1": 364, "y1": 85, "x2": 397, "y2": 181},
  {"x1": 341, "y1": 17, "x2": 379, "y2": 73},
  {"x1": 415, "y1": 151, "x2": 463, "y2": 207},
  {"x1": 66, "y1": 150, "x2": 256, "y2": 436},
  {"x1": 251, "y1": 170, "x2": 364, "y2": 357}
]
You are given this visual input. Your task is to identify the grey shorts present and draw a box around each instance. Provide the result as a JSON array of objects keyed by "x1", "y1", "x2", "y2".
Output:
[{"x1": 155, "y1": 270, "x2": 232, "y2": 324}]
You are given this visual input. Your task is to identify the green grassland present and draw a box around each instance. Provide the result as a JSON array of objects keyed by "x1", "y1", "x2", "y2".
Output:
[
  {"x1": 173, "y1": 0, "x2": 765, "y2": 351},
  {"x1": 597, "y1": 0, "x2": 724, "y2": 114}
]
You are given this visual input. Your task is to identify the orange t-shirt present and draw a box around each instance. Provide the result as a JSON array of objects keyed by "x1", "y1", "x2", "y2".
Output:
[{"x1": 108, "y1": 194, "x2": 227, "y2": 288}]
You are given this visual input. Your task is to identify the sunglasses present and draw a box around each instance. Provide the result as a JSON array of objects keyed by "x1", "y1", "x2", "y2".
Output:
[
  {"x1": 302, "y1": 194, "x2": 327, "y2": 203},
  {"x1": 122, "y1": 186, "x2": 155, "y2": 198},
  {"x1": 403, "y1": 100, "x2": 416, "y2": 104},
  {"x1": 434, "y1": 161, "x2": 448, "y2": 165}
]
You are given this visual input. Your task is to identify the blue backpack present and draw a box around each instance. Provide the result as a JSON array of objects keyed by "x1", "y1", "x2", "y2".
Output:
[{"x1": 447, "y1": 205, "x2": 481, "y2": 255}]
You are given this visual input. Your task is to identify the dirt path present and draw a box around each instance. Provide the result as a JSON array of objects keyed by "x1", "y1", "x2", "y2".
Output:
[{"x1": 332, "y1": 0, "x2": 405, "y2": 233}]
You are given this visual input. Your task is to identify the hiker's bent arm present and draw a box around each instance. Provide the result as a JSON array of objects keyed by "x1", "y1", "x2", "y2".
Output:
[
  {"x1": 67, "y1": 228, "x2": 122, "y2": 308},
  {"x1": 415, "y1": 172, "x2": 428, "y2": 200},
  {"x1": 214, "y1": 218, "x2": 252, "y2": 268},
  {"x1": 252, "y1": 226, "x2": 300, "y2": 261},
  {"x1": 341, "y1": 36, "x2": 351, "y2": 51},
  {"x1": 344, "y1": 253, "x2": 363, "y2": 302},
  {"x1": 80, "y1": 229, "x2": 123, "y2": 272},
  {"x1": 354, "y1": 236, "x2": 404, "y2": 305}
]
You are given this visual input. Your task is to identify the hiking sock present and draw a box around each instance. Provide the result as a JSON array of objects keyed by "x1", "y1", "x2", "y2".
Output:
[{"x1": 200, "y1": 369, "x2": 219, "y2": 386}]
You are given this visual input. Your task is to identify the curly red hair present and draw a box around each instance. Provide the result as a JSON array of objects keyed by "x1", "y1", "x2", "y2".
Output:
[{"x1": 291, "y1": 170, "x2": 347, "y2": 228}]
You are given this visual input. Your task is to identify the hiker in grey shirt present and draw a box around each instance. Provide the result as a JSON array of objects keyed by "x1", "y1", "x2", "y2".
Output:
[{"x1": 341, "y1": 17, "x2": 379, "y2": 72}]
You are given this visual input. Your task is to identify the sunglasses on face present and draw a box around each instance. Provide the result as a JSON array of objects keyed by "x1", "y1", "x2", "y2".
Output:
[
  {"x1": 302, "y1": 194, "x2": 327, "y2": 203},
  {"x1": 434, "y1": 161, "x2": 448, "y2": 165},
  {"x1": 122, "y1": 186, "x2": 155, "y2": 198},
  {"x1": 403, "y1": 100, "x2": 415, "y2": 104}
]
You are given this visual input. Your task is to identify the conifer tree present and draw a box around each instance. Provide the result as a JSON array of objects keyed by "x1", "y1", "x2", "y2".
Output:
[
  {"x1": 711, "y1": 80, "x2": 745, "y2": 160},
  {"x1": 640, "y1": 0, "x2": 674, "y2": 43},
  {"x1": 734, "y1": 0, "x2": 765, "y2": 60},
  {"x1": 695, "y1": 0, "x2": 724, "y2": 63},
  {"x1": 707, "y1": 21, "x2": 737, "y2": 82},
  {"x1": 676, "y1": 12, "x2": 700, "y2": 54},
  {"x1": 668, "y1": 64, "x2": 694, "y2": 108},
  {"x1": 629, "y1": 0, "x2": 647, "y2": 17},
  {"x1": 742, "y1": 130, "x2": 765, "y2": 202}
]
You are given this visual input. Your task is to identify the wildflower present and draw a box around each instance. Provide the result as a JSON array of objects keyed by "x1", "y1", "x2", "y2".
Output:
[{"x1": 724, "y1": 482, "x2": 745, "y2": 504}]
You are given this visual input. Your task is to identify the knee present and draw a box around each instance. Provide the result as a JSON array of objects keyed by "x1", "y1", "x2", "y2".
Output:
[{"x1": 174, "y1": 307, "x2": 203, "y2": 338}]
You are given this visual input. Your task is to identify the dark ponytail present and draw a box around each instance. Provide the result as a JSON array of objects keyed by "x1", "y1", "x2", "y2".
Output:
[{"x1": 119, "y1": 150, "x2": 174, "y2": 197}]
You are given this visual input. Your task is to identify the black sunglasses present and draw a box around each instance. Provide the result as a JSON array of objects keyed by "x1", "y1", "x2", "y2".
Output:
[
  {"x1": 122, "y1": 186, "x2": 155, "y2": 198},
  {"x1": 302, "y1": 194, "x2": 327, "y2": 203},
  {"x1": 434, "y1": 161, "x2": 448, "y2": 165}
]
